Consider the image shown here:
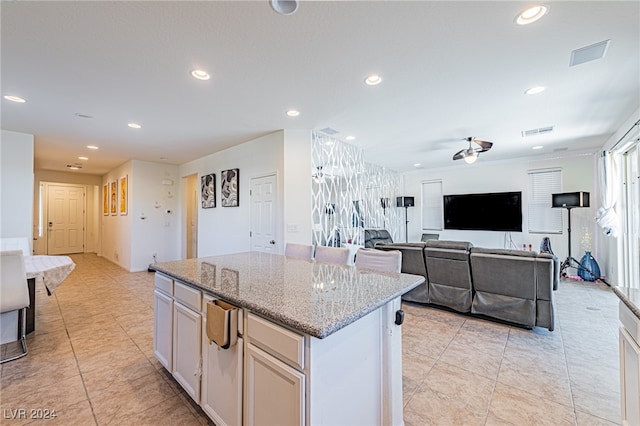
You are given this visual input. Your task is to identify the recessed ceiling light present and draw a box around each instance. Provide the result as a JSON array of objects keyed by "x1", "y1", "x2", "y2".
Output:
[
  {"x1": 414, "y1": 163, "x2": 422, "y2": 168},
  {"x1": 525, "y1": 86, "x2": 546, "y2": 95},
  {"x1": 3, "y1": 95, "x2": 26, "y2": 103},
  {"x1": 87, "y1": 145, "x2": 99, "y2": 150},
  {"x1": 364, "y1": 74, "x2": 382, "y2": 86},
  {"x1": 78, "y1": 156, "x2": 89, "y2": 160},
  {"x1": 286, "y1": 110, "x2": 300, "y2": 117},
  {"x1": 515, "y1": 5, "x2": 549, "y2": 25},
  {"x1": 345, "y1": 135, "x2": 356, "y2": 141},
  {"x1": 191, "y1": 69, "x2": 210, "y2": 80},
  {"x1": 532, "y1": 145, "x2": 544, "y2": 150},
  {"x1": 128, "y1": 123, "x2": 142, "y2": 129}
]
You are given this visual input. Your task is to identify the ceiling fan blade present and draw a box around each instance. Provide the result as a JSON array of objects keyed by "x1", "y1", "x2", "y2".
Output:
[
  {"x1": 473, "y1": 139, "x2": 493, "y2": 151},
  {"x1": 452, "y1": 149, "x2": 465, "y2": 160}
]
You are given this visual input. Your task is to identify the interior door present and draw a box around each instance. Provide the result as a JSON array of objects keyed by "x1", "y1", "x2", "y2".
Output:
[
  {"x1": 250, "y1": 174, "x2": 277, "y2": 253},
  {"x1": 47, "y1": 184, "x2": 85, "y2": 254}
]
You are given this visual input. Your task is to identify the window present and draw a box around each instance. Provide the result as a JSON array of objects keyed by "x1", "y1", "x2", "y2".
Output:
[
  {"x1": 421, "y1": 180, "x2": 443, "y2": 230},
  {"x1": 528, "y1": 169, "x2": 562, "y2": 233}
]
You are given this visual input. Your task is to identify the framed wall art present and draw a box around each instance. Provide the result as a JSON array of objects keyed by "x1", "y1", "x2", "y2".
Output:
[
  {"x1": 119, "y1": 175, "x2": 128, "y2": 215},
  {"x1": 103, "y1": 183, "x2": 109, "y2": 216},
  {"x1": 221, "y1": 168, "x2": 239, "y2": 207},
  {"x1": 201, "y1": 173, "x2": 216, "y2": 208},
  {"x1": 110, "y1": 181, "x2": 117, "y2": 215}
]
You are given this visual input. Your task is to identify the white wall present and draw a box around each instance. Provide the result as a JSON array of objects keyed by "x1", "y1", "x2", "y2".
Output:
[
  {"x1": 284, "y1": 130, "x2": 312, "y2": 244},
  {"x1": 101, "y1": 160, "x2": 180, "y2": 272},
  {"x1": 1, "y1": 130, "x2": 34, "y2": 249},
  {"x1": 130, "y1": 160, "x2": 180, "y2": 271},
  {"x1": 403, "y1": 153, "x2": 598, "y2": 268},
  {"x1": 179, "y1": 131, "x2": 285, "y2": 256},
  {"x1": 102, "y1": 161, "x2": 133, "y2": 270}
]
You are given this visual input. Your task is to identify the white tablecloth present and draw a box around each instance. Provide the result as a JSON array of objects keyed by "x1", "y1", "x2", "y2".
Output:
[{"x1": 24, "y1": 255, "x2": 75, "y2": 293}]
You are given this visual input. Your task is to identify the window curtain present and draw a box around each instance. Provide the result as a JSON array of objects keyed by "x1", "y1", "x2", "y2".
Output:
[{"x1": 596, "y1": 151, "x2": 620, "y2": 237}]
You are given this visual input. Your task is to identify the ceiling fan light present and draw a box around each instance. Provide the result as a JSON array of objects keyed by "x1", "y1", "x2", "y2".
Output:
[{"x1": 463, "y1": 150, "x2": 478, "y2": 164}]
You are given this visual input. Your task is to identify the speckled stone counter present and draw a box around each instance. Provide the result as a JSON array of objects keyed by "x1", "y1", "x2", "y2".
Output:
[
  {"x1": 613, "y1": 286, "x2": 640, "y2": 319},
  {"x1": 152, "y1": 251, "x2": 424, "y2": 339}
]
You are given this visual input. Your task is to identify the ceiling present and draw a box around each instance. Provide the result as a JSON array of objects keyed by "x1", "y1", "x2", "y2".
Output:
[{"x1": 2, "y1": 1, "x2": 639, "y2": 175}]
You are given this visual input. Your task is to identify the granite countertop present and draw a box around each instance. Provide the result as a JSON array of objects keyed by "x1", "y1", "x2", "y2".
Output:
[
  {"x1": 152, "y1": 252, "x2": 424, "y2": 339},
  {"x1": 612, "y1": 286, "x2": 640, "y2": 319}
]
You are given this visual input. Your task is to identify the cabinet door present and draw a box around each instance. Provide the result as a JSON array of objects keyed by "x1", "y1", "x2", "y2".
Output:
[
  {"x1": 153, "y1": 290, "x2": 173, "y2": 370},
  {"x1": 173, "y1": 301, "x2": 202, "y2": 402},
  {"x1": 620, "y1": 327, "x2": 640, "y2": 425},
  {"x1": 202, "y1": 334, "x2": 243, "y2": 426},
  {"x1": 245, "y1": 343, "x2": 305, "y2": 426}
]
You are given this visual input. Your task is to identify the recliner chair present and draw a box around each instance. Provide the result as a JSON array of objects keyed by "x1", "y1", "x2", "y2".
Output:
[
  {"x1": 424, "y1": 240, "x2": 474, "y2": 313},
  {"x1": 364, "y1": 229, "x2": 393, "y2": 248}
]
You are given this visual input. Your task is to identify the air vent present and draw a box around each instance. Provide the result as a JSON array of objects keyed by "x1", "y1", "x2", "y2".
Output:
[
  {"x1": 318, "y1": 127, "x2": 339, "y2": 135},
  {"x1": 554, "y1": 147, "x2": 568, "y2": 153},
  {"x1": 66, "y1": 163, "x2": 83, "y2": 169},
  {"x1": 570, "y1": 40, "x2": 610, "y2": 67},
  {"x1": 521, "y1": 126, "x2": 554, "y2": 137}
]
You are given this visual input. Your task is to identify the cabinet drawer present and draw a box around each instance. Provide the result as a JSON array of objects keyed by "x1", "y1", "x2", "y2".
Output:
[
  {"x1": 175, "y1": 281, "x2": 202, "y2": 312},
  {"x1": 155, "y1": 273, "x2": 173, "y2": 296},
  {"x1": 620, "y1": 301, "x2": 640, "y2": 344},
  {"x1": 247, "y1": 313, "x2": 304, "y2": 370}
]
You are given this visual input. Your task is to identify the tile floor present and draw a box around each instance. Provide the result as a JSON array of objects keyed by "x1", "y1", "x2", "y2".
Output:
[{"x1": 0, "y1": 253, "x2": 621, "y2": 425}]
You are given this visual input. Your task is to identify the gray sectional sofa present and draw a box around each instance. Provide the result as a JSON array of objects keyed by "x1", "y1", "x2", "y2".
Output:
[{"x1": 376, "y1": 240, "x2": 559, "y2": 331}]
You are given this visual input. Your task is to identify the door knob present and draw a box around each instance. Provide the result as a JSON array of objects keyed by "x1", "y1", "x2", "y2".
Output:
[
  {"x1": 48, "y1": 222, "x2": 53, "y2": 227},
  {"x1": 269, "y1": 240, "x2": 275, "y2": 245}
]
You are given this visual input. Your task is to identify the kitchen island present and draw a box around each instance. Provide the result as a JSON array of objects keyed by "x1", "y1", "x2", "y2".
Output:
[
  {"x1": 612, "y1": 286, "x2": 640, "y2": 425},
  {"x1": 152, "y1": 251, "x2": 424, "y2": 426}
]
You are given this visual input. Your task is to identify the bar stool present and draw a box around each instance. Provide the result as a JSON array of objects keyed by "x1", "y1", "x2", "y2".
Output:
[
  {"x1": 314, "y1": 246, "x2": 352, "y2": 265},
  {"x1": 284, "y1": 243, "x2": 314, "y2": 260},
  {"x1": 354, "y1": 248, "x2": 402, "y2": 273},
  {"x1": 0, "y1": 250, "x2": 30, "y2": 363}
]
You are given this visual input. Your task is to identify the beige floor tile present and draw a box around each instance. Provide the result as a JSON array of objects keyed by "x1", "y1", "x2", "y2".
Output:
[
  {"x1": 0, "y1": 375, "x2": 88, "y2": 416},
  {"x1": 75, "y1": 340, "x2": 149, "y2": 376},
  {"x1": 570, "y1": 377, "x2": 621, "y2": 423},
  {"x1": 89, "y1": 371, "x2": 177, "y2": 424},
  {"x1": 23, "y1": 399, "x2": 96, "y2": 425},
  {"x1": 120, "y1": 394, "x2": 203, "y2": 426},
  {"x1": 81, "y1": 356, "x2": 157, "y2": 395},
  {"x1": 405, "y1": 360, "x2": 495, "y2": 423},
  {"x1": 486, "y1": 382, "x2": 576, "y2": 425},
  {"x1": 497, "y1": 349, "x2": 574, "y2": 409},
  {"x1": 440, "y1": 339, "x2": 503, "y2": 380},
  {"x1": 575, "y1": 409, "x2": 620, "y2": 426}
]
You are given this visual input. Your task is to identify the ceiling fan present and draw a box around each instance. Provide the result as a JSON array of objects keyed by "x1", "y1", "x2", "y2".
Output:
[{"x1": 452, "y1": 137, "x2": 493, "y2": 164}]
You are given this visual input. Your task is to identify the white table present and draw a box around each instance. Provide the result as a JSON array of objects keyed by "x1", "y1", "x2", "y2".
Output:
[
  {"x1": 22, "y1": 255, "x2": 75, "y2": 334},
  {"x1": 24, "y1": 255, "x2": 75, "y2": 294}
]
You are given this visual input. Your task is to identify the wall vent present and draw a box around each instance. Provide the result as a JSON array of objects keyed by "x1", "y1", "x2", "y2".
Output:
[
  {"x1": 521, "y1": 126, "x2": 554, "y2": 137},
  {"x1": 318, "y1": 127, "x2": 339, "y2": 135},
  {"x1": 570, "y1": 40, "x2": 610, "y2": 67},
  {"x1": 554, "y1": 147, "x2": 568, "y2": 153}
]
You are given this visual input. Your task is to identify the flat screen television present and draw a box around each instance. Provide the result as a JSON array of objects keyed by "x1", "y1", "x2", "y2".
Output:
[{"x1": 443, "y1": 191, "x2": 522, "y2": 232}]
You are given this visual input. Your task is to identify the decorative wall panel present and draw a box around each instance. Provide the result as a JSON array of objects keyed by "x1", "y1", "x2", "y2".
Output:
[{"x1": 311, "y1": 131, "x2": 401, "y2": 247}]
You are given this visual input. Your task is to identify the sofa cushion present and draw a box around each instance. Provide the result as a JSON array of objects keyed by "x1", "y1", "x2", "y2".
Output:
[
  {"x1": 425, "y1": 240, "x2": 473, "y2": 261},
  {"x1": 470, "y1": 247, "x2": 536, "y2": 258}
]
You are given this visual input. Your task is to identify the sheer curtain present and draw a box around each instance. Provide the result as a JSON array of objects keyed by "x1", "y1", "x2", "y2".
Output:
[{"x1": 596, "y1": 151, "x2": 620, "y2": 237}]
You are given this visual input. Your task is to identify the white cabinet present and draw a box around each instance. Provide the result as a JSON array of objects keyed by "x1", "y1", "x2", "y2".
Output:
[
  {"x1": 201, "y1": 295, "x2": 243, "y2": 426},
  {"x1": 172, "y1": 282, "x2": 202, "y2": 403},
  {"x1": 245, "y1": 343, "x2": 305, "y2": 426},
  {"x1": 619, "y1": 301, "x2": 640, "y2": 425},
  {"x1": 153, "y1": 274, "x2": 173, "y2": 371}
]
